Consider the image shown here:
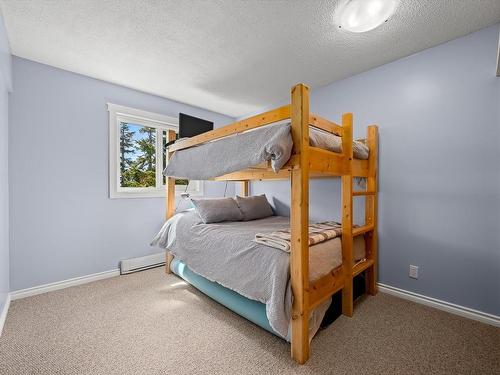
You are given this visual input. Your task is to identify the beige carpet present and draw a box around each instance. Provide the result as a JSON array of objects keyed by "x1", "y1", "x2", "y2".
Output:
[{"x1": 0, "y1": 268, "x2": 498, "y2": 375}]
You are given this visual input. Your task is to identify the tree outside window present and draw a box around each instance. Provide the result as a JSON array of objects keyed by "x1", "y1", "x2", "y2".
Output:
[{"x1": 108, "y1": 103, "x2": 203, "y2": 198}]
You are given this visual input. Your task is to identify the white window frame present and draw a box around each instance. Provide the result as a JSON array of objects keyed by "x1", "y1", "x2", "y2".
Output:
[{"x1": 108, "y1": 103, "x2": 203, "y2": 199}]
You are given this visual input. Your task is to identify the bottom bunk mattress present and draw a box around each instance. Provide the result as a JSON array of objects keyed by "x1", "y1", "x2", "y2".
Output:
[
  {"x1": 152, "y1": 210, "x2": 365, "y2": 338},
  {"x1": 170, "y1": 258, "x2": 330, "y2": 342}
]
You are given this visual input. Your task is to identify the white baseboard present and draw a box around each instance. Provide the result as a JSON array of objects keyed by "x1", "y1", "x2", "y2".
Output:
[
  {"x1": 0, "y1": 294, "x2": 11, "y2": 337},
  {"x1": 378, "y1": 283, "x2": 500, "y2": 327},
  {"x1": 10, "y1": 269, "x2": 120, "y2": 301}
]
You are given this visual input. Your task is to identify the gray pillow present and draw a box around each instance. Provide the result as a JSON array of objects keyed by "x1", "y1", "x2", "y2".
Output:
[
  {"x1": 191, "y1": 197, "x2": 243, "y2": 224},
  {"x1": 235, "y1": 194, "x2": 274, "y2": 221}
]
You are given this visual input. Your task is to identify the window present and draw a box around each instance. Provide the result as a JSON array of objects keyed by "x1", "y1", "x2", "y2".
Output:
[{"x1": 108, "y1": 104, "x2": 203, "y2": 198}]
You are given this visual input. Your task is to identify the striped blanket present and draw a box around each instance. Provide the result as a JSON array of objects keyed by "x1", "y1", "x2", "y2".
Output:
[{"x1": 254, "y1": 221, "x2": 342, "y2": 252}]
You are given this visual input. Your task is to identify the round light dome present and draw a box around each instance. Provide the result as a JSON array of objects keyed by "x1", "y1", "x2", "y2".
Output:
[{"x1": 336, "y1": 0, "x2": 400, "y2": 33}]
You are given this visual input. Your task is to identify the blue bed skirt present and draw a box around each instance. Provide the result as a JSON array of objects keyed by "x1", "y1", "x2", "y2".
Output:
[{"x1": 170, "y1": 258, "x2": 279, "y2": 337}]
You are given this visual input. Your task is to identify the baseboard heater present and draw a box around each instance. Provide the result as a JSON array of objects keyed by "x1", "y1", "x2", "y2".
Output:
[{"x1": 120, "y1": 252, "x2": 165, "y2": 274}]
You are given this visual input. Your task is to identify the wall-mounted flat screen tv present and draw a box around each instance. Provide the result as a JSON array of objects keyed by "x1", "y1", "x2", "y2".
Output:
[{"x1": 179, "y1": 113, "x2": 214, "y2": 138}]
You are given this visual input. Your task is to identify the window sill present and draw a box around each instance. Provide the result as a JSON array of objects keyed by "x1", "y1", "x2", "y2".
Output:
[{"x1": 109, "y1": 190, "x2": 203, "y2": 199}]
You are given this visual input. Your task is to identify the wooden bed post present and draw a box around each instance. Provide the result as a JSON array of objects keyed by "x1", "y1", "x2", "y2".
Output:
[
  {"x1": 365, "y1": 125, "x2": 378, "y2": 295},
  {"x1": 341, "y1": 113, "x2": 354, "y2": 317},
  {"x1": 165, "y1": 129, "x2": 176, "y2": 274},
  {"x1": 240, "y1": 181, "x2": 249, "y2": 196},
  {"x1": 290, "y1": 83, "x2": 310, "y2": 364}
]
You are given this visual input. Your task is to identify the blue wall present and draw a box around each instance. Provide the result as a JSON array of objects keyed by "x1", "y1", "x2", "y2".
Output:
[
  {"x1": 0, "y1": 14, "x2": 11, "y2": 319},
  {"x1": 9, "y1": 57, "x2": 234, "y2": 291},
  {"x1": 6, "y1": 23, "x2": 500, "y2": 318},
  {"x1": 253, "y1": 25, "x2": 500, "y2": 316}
]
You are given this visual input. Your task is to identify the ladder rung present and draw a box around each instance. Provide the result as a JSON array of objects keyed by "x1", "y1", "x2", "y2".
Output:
[
  {"x1": 352, "y1": 225, "x2": 374, "y2": 236},
  {"x1": 353, "y1": 191, "x2": 376, "y2": 196}
]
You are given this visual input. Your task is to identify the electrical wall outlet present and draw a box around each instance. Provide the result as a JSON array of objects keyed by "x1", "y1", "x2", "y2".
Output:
[{"x1": 409, "y1": 265, "x2": 419, "y2": 279}]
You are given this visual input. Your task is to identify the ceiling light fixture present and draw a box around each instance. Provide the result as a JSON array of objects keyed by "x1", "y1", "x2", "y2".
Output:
[{"x1": 336, "y1": 0, "x2": 400, "y2": 33}]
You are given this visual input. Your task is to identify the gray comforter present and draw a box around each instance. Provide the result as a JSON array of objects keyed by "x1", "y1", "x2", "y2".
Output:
[
  {"x1": 165, "y1": 123, "x2": 293, "y2": 180},
  {"x1": 151, "y1": 210, "x2": 295, "y2": 337},
  {"x1": 164, "y1": 123, "x2": 369, "y2": 180}
]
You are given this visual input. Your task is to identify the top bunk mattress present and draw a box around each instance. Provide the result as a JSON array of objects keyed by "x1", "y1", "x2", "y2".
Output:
[{"x1": 164, "y1": 123, "x2": 369, "y2": 180}]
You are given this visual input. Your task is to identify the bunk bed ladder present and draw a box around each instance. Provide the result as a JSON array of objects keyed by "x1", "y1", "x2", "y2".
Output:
[
  {"x1": 363, "y1": 125, "x2": 378, "y2": 295},
  {"x1": 342, "y1": 118, "x2": 379, "y2": 317},
  {"x1": 349, "y1": 125, "x2": 378, "y2": 295}
]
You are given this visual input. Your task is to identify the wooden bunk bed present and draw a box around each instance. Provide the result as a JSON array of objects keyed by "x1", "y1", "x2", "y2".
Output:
[{"x1": 163, "y1": 83, "x2": 378, "y2": 364}]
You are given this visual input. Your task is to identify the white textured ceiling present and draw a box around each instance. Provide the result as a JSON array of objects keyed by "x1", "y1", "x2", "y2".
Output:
[{"x1": 1, "y1": 0, "x2": 499, "y2": 117}]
